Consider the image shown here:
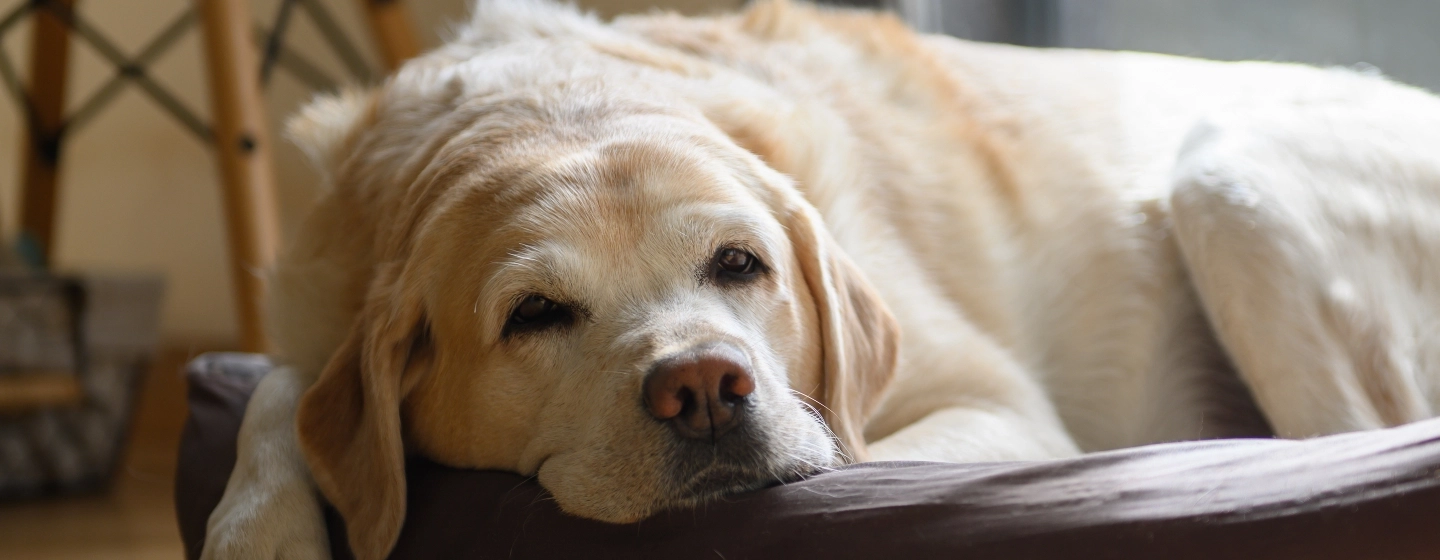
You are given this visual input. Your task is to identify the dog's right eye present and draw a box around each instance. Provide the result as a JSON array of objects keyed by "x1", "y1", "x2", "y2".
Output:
[
  {"x1": 711, "y1": 246, "x2": 765, "y2": 284},
  {"x1": 504, "y1": 295, "x2": 572, "y2": 336}
]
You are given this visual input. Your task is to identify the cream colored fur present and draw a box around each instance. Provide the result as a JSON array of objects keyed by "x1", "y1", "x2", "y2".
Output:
[{"x1": 202, "y1": 1, "x2": 1440, "y2": 559}]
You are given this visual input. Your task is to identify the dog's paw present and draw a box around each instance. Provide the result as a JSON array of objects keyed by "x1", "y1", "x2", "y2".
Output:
[{"x1": 201, "y1": 481, "x2": 330, "y2": 560}]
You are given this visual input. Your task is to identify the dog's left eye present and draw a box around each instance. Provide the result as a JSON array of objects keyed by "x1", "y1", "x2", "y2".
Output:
[
  {"x1": 504, "y1": 295, "x2": 572, "y2": 337},
  {"x1": 714, "y1": 247, "x2": 762, "y2": 281}
]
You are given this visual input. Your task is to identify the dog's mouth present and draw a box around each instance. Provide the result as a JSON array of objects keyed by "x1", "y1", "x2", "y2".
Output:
[
  {"x1": 660, "y1": 421, "x2": 832, "y2": 508},
  {"x1": 679, "y1": 464, "x2": 774, "y2": 497},
  {"x1": 659, "y1": 460, "x2": 820, "y2": 513},
  {"x1": 676, "y1": 458, "x2": 820, "y2": 500}
]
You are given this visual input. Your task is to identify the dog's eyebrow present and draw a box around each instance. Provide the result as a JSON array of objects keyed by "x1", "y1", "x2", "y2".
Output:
[
  {"x1": 497, "y1": 244, "x2": 568, "y2": 287},
  {"x1": 691, "y1": 209, "x2": 786, "y2": 261},
  {"x1": 500, "y1": 243, "x2": 550, "y2": 272},
  {"x1": 476, "y1": 243, "x2": 571, "y2": 312}
]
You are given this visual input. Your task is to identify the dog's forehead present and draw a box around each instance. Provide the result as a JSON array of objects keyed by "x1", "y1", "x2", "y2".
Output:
[
  {"x1": 527, "y1": 140, "x2": 754, "y2": 222},
  {"x1": 507, "y1": 136, "x2": 779, "y2": 269},
  {"x1": 437, "y1": 124, "x2": 788, "y2": 316}
]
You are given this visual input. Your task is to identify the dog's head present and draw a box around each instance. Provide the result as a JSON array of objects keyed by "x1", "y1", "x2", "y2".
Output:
[{"x1": 288, "y1": 6, "x2": 898, "y2": 557}]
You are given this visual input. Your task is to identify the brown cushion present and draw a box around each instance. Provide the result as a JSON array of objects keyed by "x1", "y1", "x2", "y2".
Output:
[{"x1": 176, "y1": 353, "x2": 1440, "y2": 559}]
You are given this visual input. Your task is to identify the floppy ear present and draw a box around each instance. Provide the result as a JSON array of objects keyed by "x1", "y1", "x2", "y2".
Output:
[
  {"x1": 700, "y1": 90, "x2": 898, "y2": 461},
  {"x1": 784, "y1": 201, "x2": 900, "y2": 462},
  {"x1": 285, "y1": 88, "x2": 374, "y2": 174},
  {"x1": 295, "y1": 263, "x2": 431, "y2": 560}
]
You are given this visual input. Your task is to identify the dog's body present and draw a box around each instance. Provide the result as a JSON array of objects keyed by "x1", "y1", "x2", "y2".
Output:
[{"x1": 203, "y1": 2, "x2": 1440, "y2": 558}]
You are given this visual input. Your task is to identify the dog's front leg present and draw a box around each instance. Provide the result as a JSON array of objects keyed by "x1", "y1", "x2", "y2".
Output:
[
  {"x1": 867, "y1": 405, "x2": 1080, "y2": 463},
  {"x1": 202, "y1": 366, "x2": 329, "y2": 560},
  {"x1": 862, "y1": 324, "x2": 1082, "y2": 463}
]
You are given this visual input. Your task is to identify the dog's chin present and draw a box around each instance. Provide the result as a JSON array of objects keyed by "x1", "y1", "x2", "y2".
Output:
[
  {"x1": 655, "y1": 423, "x2": 840, "y2": 513},
  {"x1": 553, "y1": 463, "x2": 818, "y2": 525},
  {"x1": 556, "y1": 442, "x2": 837, "y2": 525},
  {"x1": 545, "y1": 409, "x2": 840, "y2": 524},
  {"x1": 670, "y1": 457, "x2": 828, "y2": 506}
]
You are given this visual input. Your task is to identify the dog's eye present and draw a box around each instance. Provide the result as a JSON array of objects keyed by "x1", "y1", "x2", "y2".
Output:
[
  {"x1": 504, "y1": 295, "x2": 572, "y2": 336},
  {"x1": 714, "y1": 247, "x2": 762, "y2": 281}
]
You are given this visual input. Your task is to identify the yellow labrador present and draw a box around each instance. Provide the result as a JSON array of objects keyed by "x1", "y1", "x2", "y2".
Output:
[{"x1": 202, "y1": 1, "x2": 1440, "y2": 558}]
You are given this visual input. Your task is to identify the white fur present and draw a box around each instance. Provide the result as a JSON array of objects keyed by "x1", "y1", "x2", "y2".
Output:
[{"x1": 203, "y1": 1, "x2": 1440, "y2": 558}]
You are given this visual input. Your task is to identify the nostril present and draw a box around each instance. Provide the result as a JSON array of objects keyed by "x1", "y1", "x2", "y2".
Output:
[
  {"x1": 645, "y1": 368, "x2": 691, "y2": 420},
  {"x1": 719, "y1": 371, "x2": 755, "y2": 404},
  {"x1": 675, "y1": 386, "x2": 698, "y2": 417}
]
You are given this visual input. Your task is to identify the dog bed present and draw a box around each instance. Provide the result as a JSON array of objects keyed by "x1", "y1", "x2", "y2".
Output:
[{"x1": 175, "y1": 353, "x2": 1440, "y2": 559}]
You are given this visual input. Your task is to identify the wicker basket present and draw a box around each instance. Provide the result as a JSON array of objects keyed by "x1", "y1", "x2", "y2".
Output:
[{"x1": 0, "y1": 272, "x2": 163, "y2": 498}]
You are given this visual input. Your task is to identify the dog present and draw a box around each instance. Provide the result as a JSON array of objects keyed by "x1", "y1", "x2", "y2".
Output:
[{"x1": 201, "y1": 1, "x2": 1440, "y2": 558}]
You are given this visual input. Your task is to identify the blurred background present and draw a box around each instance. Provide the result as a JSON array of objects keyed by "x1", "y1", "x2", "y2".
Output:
[{"x1": 0, "y1": 0, "x2": 1434, "y2": 558}]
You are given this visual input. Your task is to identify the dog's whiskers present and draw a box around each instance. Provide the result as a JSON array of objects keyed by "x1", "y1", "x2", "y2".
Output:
[
  {"x1": 786, "y1": 388, "x2": 853, "y2": 464},
  {"x1": 787, "y1": 387, "x2": 840, "y2": 420}
]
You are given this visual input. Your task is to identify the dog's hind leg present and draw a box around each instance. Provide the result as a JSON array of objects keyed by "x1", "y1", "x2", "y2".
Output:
[{"x1": 1168, "y1": 97, "x2": 1440, "y2": 438}]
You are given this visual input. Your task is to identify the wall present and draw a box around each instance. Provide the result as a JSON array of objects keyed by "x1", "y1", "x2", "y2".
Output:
[
  {"x1": 0, "y1": 0, "x2": 738, "y2": 346},
  {"x1": 1053, "y1": 0, "x2": 1440, "y2": 93}
]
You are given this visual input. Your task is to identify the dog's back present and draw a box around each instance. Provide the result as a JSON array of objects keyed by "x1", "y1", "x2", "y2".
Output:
[{"x1": 616, "y1": 0, "x2": 1440, "y2": 449}]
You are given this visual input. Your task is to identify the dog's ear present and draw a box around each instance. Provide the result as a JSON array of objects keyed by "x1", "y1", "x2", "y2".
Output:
[
  {"x1": 295, "y1": 262, "x2": 431, "y2": 560},
  {"x1": 782, "y1": 198, "x2": 900, "y2": 462},
  {"x1": 285, "y1": 88, "x2": 374, "y2": 174}
]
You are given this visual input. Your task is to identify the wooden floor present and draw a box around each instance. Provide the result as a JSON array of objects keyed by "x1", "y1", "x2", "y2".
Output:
[{"x1": 0, "y1": 347, "x2": 211, "y2": 560}]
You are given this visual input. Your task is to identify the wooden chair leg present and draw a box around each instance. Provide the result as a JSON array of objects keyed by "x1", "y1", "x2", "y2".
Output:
[
  {"x1": 197, "y1": 0, "x2": 280, "y2": 353},
  {"x1": 18, "y1": 0, "x2": 77, "y2": 266},
  {"x1": 357, "y1": 0, "x2": 419, "y2": 71}
]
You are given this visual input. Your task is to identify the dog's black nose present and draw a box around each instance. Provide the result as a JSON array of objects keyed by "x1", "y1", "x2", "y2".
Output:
[{"x1": 644, "y1": 343, "x2": 755, "y2": 440}]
